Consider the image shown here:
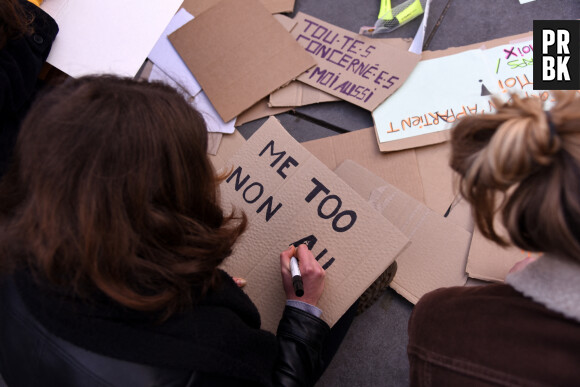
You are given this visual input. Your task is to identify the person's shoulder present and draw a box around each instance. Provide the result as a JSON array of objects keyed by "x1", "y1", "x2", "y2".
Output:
[{"x1": 408, "y1": 284, "x2": 531, "y2": 345}]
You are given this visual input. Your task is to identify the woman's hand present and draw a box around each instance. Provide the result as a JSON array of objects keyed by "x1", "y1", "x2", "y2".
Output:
[{"x1": 280, "y1": 244, "x2": 325, "y2": 306}]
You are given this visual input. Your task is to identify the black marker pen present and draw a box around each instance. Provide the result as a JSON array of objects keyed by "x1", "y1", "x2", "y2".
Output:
[{"x1": 290, "y1": 256, "x2": 304, "y2": 297}]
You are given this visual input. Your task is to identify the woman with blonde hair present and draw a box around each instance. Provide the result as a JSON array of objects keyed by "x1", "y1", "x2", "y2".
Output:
[{"x1": 408, "y1": 91, "x2": 580, "y2": 386}]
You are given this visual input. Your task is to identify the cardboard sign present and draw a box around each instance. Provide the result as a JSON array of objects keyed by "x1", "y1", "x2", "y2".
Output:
[
  {"x1": 373, "y1": 32, "x2": 548, "y2": 152},
  {"x1": 289, "y1": 13, "x2": 420, "y2": 111},
  {"x1": 335, "y1": 160, "x2": 470, "y2": 303},
  {"x1": 182, "y1": 0, "x2": 296, "y2": 15},
  {"x1": 41, "y1": 0, "x2": 182, "y2": 78},
  {"x1": 170, "y1": 0, "x2": 316, "y2": 122},
  {"x1": 219, "y1": 118, "x2": 409, "y2": 332},
  {"x1": 373, "y1": 49, "x2": 500, "y2": 152}
]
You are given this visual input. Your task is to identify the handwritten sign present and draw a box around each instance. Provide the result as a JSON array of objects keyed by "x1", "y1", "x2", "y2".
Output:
[
  {"x1": 483, "y1": 40, "x2": 555, "y2": 107},
  {"x1": 372, "y1": 37, "x2": 561, "y2": 152},
  {"x1": 373, "y1": 49, "x2": 499, "y2": 150},
  {"x1": 290, "y1": 13, "x2": 420, "y2": 111},
  {"x1": 219, "y1": 117, "x2": 409, "y2": 332}
]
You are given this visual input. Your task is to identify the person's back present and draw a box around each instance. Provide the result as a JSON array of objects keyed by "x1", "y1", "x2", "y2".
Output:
[
  {"x1": 408, "y1": 91, "x2": 580, "y2": 386},
  {"x1": 0, "y1": 76, "x2": 349, "y2": 387}
]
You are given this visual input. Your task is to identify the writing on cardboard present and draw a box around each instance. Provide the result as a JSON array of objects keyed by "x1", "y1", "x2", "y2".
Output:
[
  {"x1": 292, "y1": 13, "x2": 419, "y2": 111},
  {"x1": 225, "y1": 139, "x2": 363, "y2": 270},
  {"x1": 374, "y1": 39, "x2": 557, "y2": 149},
  {"x1": 297, "y1": 18, "x2": 398, "y2": 103}
]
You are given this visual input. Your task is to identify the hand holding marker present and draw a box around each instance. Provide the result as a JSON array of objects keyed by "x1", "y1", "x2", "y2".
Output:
[{"x1": 280, "y1": 244, "x2": 325, "y2": 306}]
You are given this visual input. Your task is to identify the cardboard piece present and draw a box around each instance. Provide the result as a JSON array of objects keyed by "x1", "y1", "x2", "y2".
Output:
[
  {"x1": 289, "y1": 13, "x2": 420, "y2": 111},
  {"x1": 373, "y1": 32, "x2": 541, "y2": 152},
  {"x1": 235, "y1": 98, "x2": 293, "y2": 127},
  {"x1": 466, "y1": 221, "x2": 541, "y2": 282},
  {"x1": 182, "y1": 0, "x2": 295, "y2": 15},
  {"x1": 219, "y1": 118, "x2": 409, "y2": 332},
  {"x1": 41, "y1": 0, "x2": 182, "y2": 78},
  {"x1": 270, "y1": 36, "x2": 413, "y2": 109},
  {"x1": 269, "y1": 82, "x2": 340, "y2": 107},
  {"x1": 335, "y1": 160, "x2": 470, "y2": 303},
  {"x1": 170, "y1": 0, "x2": 315, "y2": 122},
  {"x1": 302, "y1": 127, "x2": 473, "y2": 227},
  {"x1": 373, "y1": 48, "x2": 501, "y2": 152},
  {"x1": 207, "y1": 132, "x2": 223, "y2": 156},
  {"x1": 303, "y1": 127, "x2": 539, "y2": 284},
  {"x1": 209, "y1": 130, "x2": 246, "y2": 172}
]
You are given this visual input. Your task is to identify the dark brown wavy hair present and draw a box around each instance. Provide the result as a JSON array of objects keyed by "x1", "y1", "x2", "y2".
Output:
[
  {"x1": 450, "y1": 91, "x2": 580, "y2": 261},
  {"x1": 0, "y1": 76, "x2": 247, "y2": 317},
  {"x1": 0, "y1": 0, "x2": 32, "y2": 49}
]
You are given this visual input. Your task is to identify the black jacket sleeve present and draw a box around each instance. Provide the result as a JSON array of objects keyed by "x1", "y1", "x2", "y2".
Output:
[
  {"x1": 273, "y1": 306, "x2": 330, "y2": 387},
  {"x1": 0, "y1": 0, "x2": 58, "y2": 119}
]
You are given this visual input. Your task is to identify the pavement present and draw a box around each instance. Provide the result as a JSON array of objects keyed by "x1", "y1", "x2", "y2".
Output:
[{"x1": 235, "y1": 1, "x2": 580, "y2": 386}]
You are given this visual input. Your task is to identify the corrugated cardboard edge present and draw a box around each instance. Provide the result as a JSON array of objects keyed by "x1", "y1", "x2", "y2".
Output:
[
  {"x1": 375, "y1": 31, "x2": 533, "y2": 152},
  {"x1": 183, "y1": 0, "x2": 295, "y2": 15},
  {"x1": 376, "y1": 129, "x2": 450, "y2": 152},
  {"x1": 269, "y1": 82, "x2": 340, "y2": 107}
]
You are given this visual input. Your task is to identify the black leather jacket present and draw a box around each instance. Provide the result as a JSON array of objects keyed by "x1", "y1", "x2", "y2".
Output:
[
  {"x1": 0, "y1": 0, "x2": 58, "y2": 177},
  {"x1": 0, "y1": 274, "x2": 330, "y2": 387}
]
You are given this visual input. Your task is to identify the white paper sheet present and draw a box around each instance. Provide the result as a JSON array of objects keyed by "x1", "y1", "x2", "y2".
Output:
[
  {"x1": 41, "y1": 0, "x2": 183, "y2": 78},
  {"x1": 149, "y1": 65, "x2": 235, "y2": 134},
  {"x1": 148, "y1": 8, "x2": 202, "y2": 99}
]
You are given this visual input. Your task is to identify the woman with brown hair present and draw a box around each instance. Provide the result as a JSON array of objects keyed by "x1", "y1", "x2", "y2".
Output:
[
  {"x1": 0, "y1": 76, "x2": 345, "y2": 387},
  {"x1": 0, "y1": 0, "x2": 58, "y2": 177},
  {"x1": 407, "y1": 91, "x2": 580, "y2": 386}
]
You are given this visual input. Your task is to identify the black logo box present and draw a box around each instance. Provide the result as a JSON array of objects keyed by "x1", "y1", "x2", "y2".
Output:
[{"x1": 533, "y1": 20, "x2": 580, "y2": 90}]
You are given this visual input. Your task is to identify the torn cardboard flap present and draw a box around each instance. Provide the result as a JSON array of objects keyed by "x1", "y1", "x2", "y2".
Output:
[
  {"x1": 219, "y1": 117, "x2": 409, "y2": 332},
  {"x1": 269, "y1": 82, "x2": 340, "y2": 107},
  {"x1": 170, "y1": 0, "x2": 315, "y2": 122},
  {"x1": 209, "y1": 130, "x2": 246, "y2": 172},
  {"x1": 335, "y1": 160, "x2": 470, "y2": 304},
  {"x1": 289, "y1": 12, "x2": 420, "y2": 111}
]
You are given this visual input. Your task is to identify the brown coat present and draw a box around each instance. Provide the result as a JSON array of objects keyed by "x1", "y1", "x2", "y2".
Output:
[{"x1": 408, "y1": 284, "x2": 580, "y2": 386}]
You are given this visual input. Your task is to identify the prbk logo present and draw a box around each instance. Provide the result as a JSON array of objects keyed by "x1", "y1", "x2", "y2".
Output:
[{"x1": 533, "y1": 20, "x2": 580, "y2": 90}]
